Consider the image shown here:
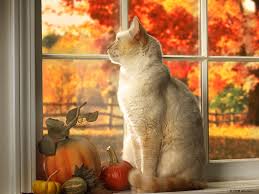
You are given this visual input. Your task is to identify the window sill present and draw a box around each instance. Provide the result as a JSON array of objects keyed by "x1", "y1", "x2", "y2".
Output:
[{"x1": 114, "y1": 180, "x2": 259, "y2": 194}]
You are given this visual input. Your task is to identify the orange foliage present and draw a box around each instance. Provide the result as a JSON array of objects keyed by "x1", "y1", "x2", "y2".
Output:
[
  {"x1": 208, "y1": 62, "x2": 258, "y2": 101},
  {"x1": 42, "y1": 0, "x2": 259, "y2": 107},
  {"x1": 42, "y1": 60, "x2": 116, "y2": 104}
]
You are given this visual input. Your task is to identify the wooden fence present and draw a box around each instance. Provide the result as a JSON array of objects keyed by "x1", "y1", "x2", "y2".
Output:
[
  {"x1": 43, "y1": 102, "x2": 248, "y2": 128},
  {"x1": 209, "y1": 111, "x2": 248, "y2": 126},
  {"x1": 43, "y1": 100, "x2": 123, "y2": 130}
]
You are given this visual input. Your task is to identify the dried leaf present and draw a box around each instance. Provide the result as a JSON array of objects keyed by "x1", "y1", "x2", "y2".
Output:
[
  {"x1": 83, "y1": 111, "x2": 99, "y2": 122},
  {"x1": 46, "y1": 118, "x2": 68, "y2": 139},
  {"x1": 65, "y1": 102, "x2": 87, "y2": 130},
  {"x1": 46, "y1": 118, "x2": 65, "y2": 132},
  {"x1": 66, "y1": 107, "x2": 78, "y2": 125},
  {"x1": 38, "y1": 135, "x2": 56, "y2": 156}
]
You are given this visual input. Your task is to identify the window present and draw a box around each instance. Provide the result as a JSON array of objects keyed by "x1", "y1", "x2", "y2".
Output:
[{"x1": 39, "y1": 0, "x2": 259, "y2": 182}]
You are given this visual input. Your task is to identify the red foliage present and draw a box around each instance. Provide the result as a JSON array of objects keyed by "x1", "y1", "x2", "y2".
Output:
[
  {"x1": 166, "y1": 61, "x2": 193, "y2": 80},
  {"x1": 59, "y1": 0, "x2": 198, "y2": 55},
  {"x1": 88, "y1": 0, "x2": 119, "y2": 27},
  {"x1": 208, "y1": 16, "x2": 243, "y2": 55},
  {"x1": 129, "y1": 1, "x2": 198, "y2": 55},
  {"x1": 46, "y1": 0, "x2": 259, "y2": 102},
  {"x1": 60, "y1": 0, "x2": 119, "y2": 27}
]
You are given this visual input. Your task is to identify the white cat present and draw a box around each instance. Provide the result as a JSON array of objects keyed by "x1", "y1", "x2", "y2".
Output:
[{"x1": 107, "y1": 16, "x2": 206, "y2": 193}]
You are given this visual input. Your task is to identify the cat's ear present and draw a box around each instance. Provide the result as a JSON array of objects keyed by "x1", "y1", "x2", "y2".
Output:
[{"x1": 129, "y1": 16, "x2": 148, "y2": 45}]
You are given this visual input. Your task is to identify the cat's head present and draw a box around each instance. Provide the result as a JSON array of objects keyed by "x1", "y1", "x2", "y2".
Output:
[{"x1": 107, "y1": 16, "x2": 154, "y2": 65}]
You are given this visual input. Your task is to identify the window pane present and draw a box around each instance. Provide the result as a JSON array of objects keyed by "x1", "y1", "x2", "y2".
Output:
[
  {"x1": 164, "y1": 61, "x2": 201, "y2": 98},
  {"x1": 38, "y1": 59, "x2": 201, "y2": 178},
  {"x1": 42, "y1": 0, "x2": 119, "y2": 54},
  {"x1": 129, "y1": 0, "x2": 200, "y2": 55},
  {"x1": 38, "y1": 59, "x2": 122, "y2": 178},
  {"x1": 208, "y1": 0, "x2": 259, "y2": 56},
  {"x1": 209, "y1": 62, "x2": 259, "y2": 159}
]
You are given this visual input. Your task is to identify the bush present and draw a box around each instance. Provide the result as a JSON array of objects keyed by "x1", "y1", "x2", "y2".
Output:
[
  {"x1": 42, "y1": 34, "x2": 60, "y2": 49},
  {"x1": 210, "y1": 85, "x2": 248, "y2": 113}
]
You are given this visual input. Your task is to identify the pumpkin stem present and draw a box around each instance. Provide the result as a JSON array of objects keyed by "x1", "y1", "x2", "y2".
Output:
[
  {"x1": 79, "y1": 101, "x2": 87, "y2": 109},
  {"x1": 47, "y1": 170, "x2": 59, "y2": 182},
  {"x1": 106, "y1": 146, "x2": 119, "y2": 164}
]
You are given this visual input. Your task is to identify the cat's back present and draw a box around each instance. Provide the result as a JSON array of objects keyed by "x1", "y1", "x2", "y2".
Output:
[{"x1": 165, "y1": 76, "x2": 203, "y2": 140}]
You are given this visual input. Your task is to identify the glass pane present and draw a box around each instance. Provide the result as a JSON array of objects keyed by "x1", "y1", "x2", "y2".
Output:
[
  {"x1": 38, "y1": 59, "x2": 122, "y2": 178},
  {"x1": 129, "y1": 0, "x2": 200, "y2": 55},
  {"x1": 209, "y1": 62, "x2": 259, "y2": 159},
  {"x1": 208, "y1": 0, "x2": 259, "y2": 56},
  {"x1": 42, "y1": 0, "x2": 119, "y2": 54},
  {"x1": 164, "y1": 61, "x2": 201, "y2": 98},
  {"x1": 38, "y1": 59, "x2": 201, "y2": 178}
]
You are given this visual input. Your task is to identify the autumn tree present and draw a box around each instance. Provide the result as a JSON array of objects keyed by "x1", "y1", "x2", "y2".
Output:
[{"x1": 43, "y1": 0, "x2": 259, "y2": 123}]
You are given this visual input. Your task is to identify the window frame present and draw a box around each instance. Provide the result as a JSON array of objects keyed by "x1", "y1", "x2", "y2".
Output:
[
  {"x1": 18, "y1": 0, "x2": 259, "y2": 192},
  {"x1": 41, "y1": 0, "x2": 259, "y2": 182}
]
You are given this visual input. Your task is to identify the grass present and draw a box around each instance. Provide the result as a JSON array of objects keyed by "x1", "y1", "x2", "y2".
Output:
[
  {"x1": 209, "y1": 125, "x2": 259, "y2": 160},
  {"x1": 42, "y1": 125, "x2": 259, "y2": 163}
]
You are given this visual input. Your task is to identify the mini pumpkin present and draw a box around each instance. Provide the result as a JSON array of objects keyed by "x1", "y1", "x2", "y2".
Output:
[
  {"x1": 32, "y1": 170, "x2": 61, "y2": 194},
  {"x1": 101, "y1": 146, "x2": 133, "y2": 191}
]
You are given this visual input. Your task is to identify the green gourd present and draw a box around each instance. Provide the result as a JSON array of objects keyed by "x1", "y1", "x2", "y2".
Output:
[{"x1": 62, "y1": 177, "x2": 87, "y2": 194}]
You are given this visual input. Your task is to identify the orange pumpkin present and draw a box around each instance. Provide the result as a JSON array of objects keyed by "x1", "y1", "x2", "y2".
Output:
[{"x1": 44, "y1": 136, "x2": 101, "y2": 184}]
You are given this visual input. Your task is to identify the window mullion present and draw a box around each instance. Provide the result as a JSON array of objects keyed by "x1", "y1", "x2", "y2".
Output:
[
  {"x1": 209, "y1": 56, "x2": 259, "y2": 62},
  {"x1": 200, "y1": 0, "x2": 209, "y2": 163},
  {"x1": 120, "y1": 0, "x2": 128, "y2": 31},
  {"x1": 42, "y1": 53, "x2": 109, "y2": 60}
]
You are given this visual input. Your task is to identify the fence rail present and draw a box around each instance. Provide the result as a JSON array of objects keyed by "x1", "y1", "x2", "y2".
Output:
[
  {"x1": 209, "y1": 111, "x2": 248, "y2": 126},
  {"x1": 43, "y1": 99, "x2": 123, "y2": 130},
  {"x1": 43, "y1": 102, "x2": 248, "y2": 128}
]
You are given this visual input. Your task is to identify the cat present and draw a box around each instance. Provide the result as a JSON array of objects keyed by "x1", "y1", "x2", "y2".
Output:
[{"x1": 107, "y1": 16, "x2": 206, "y2": 193}]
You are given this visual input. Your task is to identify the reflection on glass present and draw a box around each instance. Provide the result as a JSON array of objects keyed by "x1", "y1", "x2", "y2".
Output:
[
  {"x1": 129, "y1": 0, "x2": 199, "y2": 55},
  {"x1": 42, "y1": 0, "x2": 119, "y2": 54},
  {"x1": 208, "y1": 0, "x2": 259, "y2": 56},
  {"x1": 209, "y1": 62, "x2": 259, "y2": 159}
]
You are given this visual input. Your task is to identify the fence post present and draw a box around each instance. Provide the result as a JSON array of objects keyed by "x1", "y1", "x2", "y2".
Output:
[
  {"x1": 231, "y1": 112, "x2": 234, "y2": 125},
  {"x1": 215, "y1": 111, "x2": 219, "y2": 126},
  {"x1": 108, "y1": 97, "x2": 114, "y2": 130}
]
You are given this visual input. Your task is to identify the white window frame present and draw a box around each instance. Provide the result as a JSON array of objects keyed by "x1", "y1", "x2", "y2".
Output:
[{"x1": 13, "y1": 0, "x2": 259, "y2": 193}]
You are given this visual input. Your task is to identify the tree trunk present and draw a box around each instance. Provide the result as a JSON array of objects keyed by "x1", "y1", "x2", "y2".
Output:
[{"x1": 248, "y1": 79, "x2": 259, "y2": 125}]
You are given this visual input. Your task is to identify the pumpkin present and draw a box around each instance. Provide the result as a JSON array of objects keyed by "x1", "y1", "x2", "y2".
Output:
[
  {"x1": 100, "y1": 146, "x2": 133, "y2": 191},
  {"x1": 32, "y1": 170, "x2": 61, "y2": 194},
  {"x1": 45, "y1": 136, "x2": 101, "y2": 184}
]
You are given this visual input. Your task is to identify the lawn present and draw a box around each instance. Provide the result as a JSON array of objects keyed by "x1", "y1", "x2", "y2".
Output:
[
  {"x1": 209, "y1": 125, "x2": 259, "y2": 160},
  {"x1": 44, "y1": 125, "x2": 259, "y2": 162}
]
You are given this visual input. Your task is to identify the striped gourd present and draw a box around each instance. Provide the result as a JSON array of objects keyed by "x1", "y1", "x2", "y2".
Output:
[{"x1": 62, "y1": 177, "x2": 87, "y2": 194}]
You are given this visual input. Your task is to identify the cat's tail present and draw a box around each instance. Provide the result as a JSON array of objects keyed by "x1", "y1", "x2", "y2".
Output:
[{"x1": 129, "y1": 169, "x2": 206, "y2": 193}]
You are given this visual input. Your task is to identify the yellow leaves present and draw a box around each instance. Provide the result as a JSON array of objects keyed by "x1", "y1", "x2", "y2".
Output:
[
  {"x1": 158, "y1": 0, "x2": 198, "y2": 16},
  {"x1": 208, "y1": 0, "x2": 242, "y2": 20},
  {"x1": 42, "y1": 60, "x2": 115, "y2": 105},
  {"x1": 243, "y1": 75, "x2": 259, "y2": 93},
  {"x1": 216, "y1": 37, "x2": 242, "y2": 55},
  {"x1": 209, "y1": 125, "x2": 259, "y2": 140},
  {"x1": 208, "y1": 62, "x2": 258, "y2": 101}
]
